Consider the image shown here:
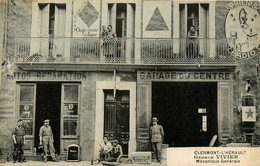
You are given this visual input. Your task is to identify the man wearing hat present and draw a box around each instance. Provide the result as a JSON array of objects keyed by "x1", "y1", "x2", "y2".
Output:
[
  {"x1": 12, "y1": 119, "x2": 25, "y2": 163},
  {"x1": 150, "y1": 117, "x2": 164, "y2": 163},
  {"x1": 39, "y1": 119, "x2": 58, "y2": 162}
]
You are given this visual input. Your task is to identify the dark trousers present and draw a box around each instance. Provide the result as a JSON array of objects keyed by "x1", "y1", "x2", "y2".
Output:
[
  {"x1": 13, "y1": 137, "x2": 24, "y2": 161},
  {"x1": 152, "y1": 141, "x2": 162, "y2": 161},
  {"x1": 107, "y1": 152, "x2": 120, "y2": 162},
  {"x1": 100, "y1": 151, "x2": 110, "y2": 161}
]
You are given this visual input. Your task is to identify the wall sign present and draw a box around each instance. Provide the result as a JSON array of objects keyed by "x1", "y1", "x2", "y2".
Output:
[
  {"x1": 138, "y1": 71, "x2": 233, "y2": 81},
  {"x1": 225, "y1": 1, "x2": 260, "y2": 59},
  {"x1": 77, "y1": 1, "x2": 99, "y2": 27},
  {"x1": 146, "y1": 7, "x2": 169, "y2": 31},
  {"x1": 73, "y1": 0, "x2": 99, "y2": 37},
  {"x1": 6, "y1": 71, "x2": 91, "y2": 81}
]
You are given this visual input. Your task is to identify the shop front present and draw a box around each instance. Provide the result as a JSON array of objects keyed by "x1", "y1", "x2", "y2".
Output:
[
  {"x1": 1, "y1": 71, "x2": 93, "y2": 160},
  {"x1": 17, "y1": 82, "x2": 80, "y2": 155},
  {"x1": 136, "y1": 70, "x2": 235, "y2": 150}
]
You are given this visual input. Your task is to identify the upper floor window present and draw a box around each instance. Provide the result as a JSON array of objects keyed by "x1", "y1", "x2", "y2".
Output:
[
  {"x1": 107, "y1": 3, "x2": 135, "y2": 38},
  {"x1": 180, "y1": 3, "x2": 209, "y2": 38},
  {"x1": 39, "y1": 3, "x2": 66, "y2": 37}
]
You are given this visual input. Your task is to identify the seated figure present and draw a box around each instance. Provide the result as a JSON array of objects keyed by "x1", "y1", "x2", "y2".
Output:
[
  {"x1": 99, "y1": 136, "x2": 112, "y2": 161},
  {"x1": 107, "y1": 140, "x2": 123, "y2": 163}
]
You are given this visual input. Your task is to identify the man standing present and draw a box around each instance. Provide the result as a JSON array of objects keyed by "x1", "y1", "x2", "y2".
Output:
[
  {"x1": 39, "y1": 119, "x2": 58, "y2": 162},
  {"x1": 12, "y1": 119, "x2": 25, "y2": 163},
  {"x1": 150, "y1": 117, "x2": 164, "y2": 163}
]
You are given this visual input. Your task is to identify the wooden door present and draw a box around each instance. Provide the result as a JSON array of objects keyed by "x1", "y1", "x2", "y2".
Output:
[{"x1": 104, "y1": 90, "x2": 129, "y2": 155}]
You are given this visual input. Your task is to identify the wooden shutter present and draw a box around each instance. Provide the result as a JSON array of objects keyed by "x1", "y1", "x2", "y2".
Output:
[
  {"x1": 218, "y1": 82, "x2": 233, "y2": 144},
  {"x1": 137, "y1": 82, "x2": 152, "y2": 151},
  {"x1": 39, "y1": 4, "x2": 50, "y2": 58},
  {"x1": 199, "y1": 4, "x2": 208, "y2": 56},
  {"x1": 54, "y1": 5, "x2": 66, "y2": 59},
  {"x1": 127, "y1": 4, "x2": 134, "y2": 38},
  {"x1": 110, "y1": 4, "x2": 117, "y2": 34},
  {"x1": 126, "y1": 4, "x2": 135, "y2": 63},
  {"x1": 40, "y1": 4, "x2": 50, "y2": 37}
]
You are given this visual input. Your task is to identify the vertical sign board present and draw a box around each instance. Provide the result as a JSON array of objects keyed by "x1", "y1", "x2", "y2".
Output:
[{"x1": 67, "y1": 144, "x2": 80, "y2": 161}]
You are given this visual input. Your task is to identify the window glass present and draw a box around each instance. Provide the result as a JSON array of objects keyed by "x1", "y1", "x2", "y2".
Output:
[
  {"x1": 20, "y1": 85, "x2": 34, "y2": 101},
  {"x1": 64, "y1": 121, "x2": 77, "y2": 135},
  {"x1": 23, "y1": 119, "x2": 33, "y2": 135},
  {"x1": 64, "y1": 85, "x2": 78, "y2": 101},
  {"x1": 63, "y1": 103, "x2": 78, "y2": 118},
  {"x1": 19, "y1": 104, "x2": 34, "y2": 118}
]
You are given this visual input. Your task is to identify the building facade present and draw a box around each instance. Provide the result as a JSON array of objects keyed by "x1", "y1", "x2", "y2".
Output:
[{"x1": 0, "y1": 0, "x2": 259, "y2": 161}]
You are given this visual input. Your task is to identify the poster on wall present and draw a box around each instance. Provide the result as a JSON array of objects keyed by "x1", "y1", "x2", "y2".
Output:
[
  {"x1": 73, "y1": 0, "x2": 100, "y2": 37},
  {"x1": 225, "y1": 0, "x2": 260, "y2": 59}
]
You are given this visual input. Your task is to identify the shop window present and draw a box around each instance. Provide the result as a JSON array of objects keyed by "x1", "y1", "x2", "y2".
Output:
[
  {"x1": 19, "y1": 84, "x2": 36, "y2": 136},
  {"x1": 62, "y1": 85, "x2": 79, "y2": 136},
  {"x1": 64, "y1": 85, "x2": 78, "y2": 102}
]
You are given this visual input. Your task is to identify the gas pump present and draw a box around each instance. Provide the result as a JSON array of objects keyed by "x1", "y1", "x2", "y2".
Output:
[{"x1": 241, "y1": 93, "x2": 256, "y2": 146}]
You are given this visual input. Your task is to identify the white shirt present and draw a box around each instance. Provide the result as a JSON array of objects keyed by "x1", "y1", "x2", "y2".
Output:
[{"x1": 99, "y1": 141, "x2": 112, "y2": 152}]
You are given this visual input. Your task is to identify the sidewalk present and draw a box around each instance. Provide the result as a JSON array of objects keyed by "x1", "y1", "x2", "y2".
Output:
[{"x1": 0, "y1": 160, "x2": 166, "y2": 166}]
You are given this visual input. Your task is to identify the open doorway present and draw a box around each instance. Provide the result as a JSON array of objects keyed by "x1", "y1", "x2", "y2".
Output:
[
  {"x1": 152, "y1": 82, "x2": 217, "y2": 147},
  {"x1": 34, "y1": 83, "x2": 61, "y2": 154}
]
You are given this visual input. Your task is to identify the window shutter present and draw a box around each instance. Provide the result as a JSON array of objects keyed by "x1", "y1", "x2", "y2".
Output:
[
  {"x1": 199, "y1": 4, "x2": 208, "y2": 38},
  {"x1": 110, "y1": 3, "x2": 117, "y2": 34},
  {"x1": 40, "y1": 4, "x2": 50, "y2": 37},
  {"x1": 54, "y1": 5, "x2": 66, "y2": 37},
  {"x1": 39, "y1": 4, "x2": 50, "y2": 58},
  {"x1": 127, "y1": 4, "x2": 135, "y2": 38},
  {"x1": 54, "y1": 5, "x2": 66, "y2": 59}
]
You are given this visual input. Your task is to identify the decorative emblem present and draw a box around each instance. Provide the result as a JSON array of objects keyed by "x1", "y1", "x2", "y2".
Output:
[
  {"x1": 242, "y1": 106, "x2": 256, "y2": 122},
  {"x1": 225, "y1": 1, "x2": 260, "y2": 59},
  {"x1": 24, "y1": 105, "x2": 29, "y2": 111},
  {"x1": 146, "y1": 7, "x2": 169, "y2": 31},
  {"x1": 68, "y1": 104, "x2": 74, "y2": 110},
  {"x1": 77, "y1": 1, "x2": 99, "y2": 27}
]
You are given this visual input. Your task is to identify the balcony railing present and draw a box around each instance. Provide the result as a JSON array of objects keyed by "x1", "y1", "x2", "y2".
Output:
[{"x1": 15, "y1": 37, "x2": 236, "y2": 64}]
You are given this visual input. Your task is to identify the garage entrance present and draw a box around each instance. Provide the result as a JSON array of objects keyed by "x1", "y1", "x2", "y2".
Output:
[
  {"x1": 35, "y1": 83, "x2": 61, "y2": 154},
  {"x1": 152, "y1": 82, "x2": 218, "y2": 147}
]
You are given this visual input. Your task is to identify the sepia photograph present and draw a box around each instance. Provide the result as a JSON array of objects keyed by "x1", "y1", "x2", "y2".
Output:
[{"x1": 0, "y1": 0, "x2": 259, "y2": 165}]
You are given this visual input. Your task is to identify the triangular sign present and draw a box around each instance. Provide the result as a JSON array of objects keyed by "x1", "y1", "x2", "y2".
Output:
[{"x1": 146, "y1": 7, "x2": 169, "y2": 31}]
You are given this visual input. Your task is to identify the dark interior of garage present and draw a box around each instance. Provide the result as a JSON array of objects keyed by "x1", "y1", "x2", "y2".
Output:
[
  {"x1": 35, "y1": 83, "x2": 61, "y2": 154},
  {"x1": 152, "y1": 82, "x2": 218, "y2": 147}
]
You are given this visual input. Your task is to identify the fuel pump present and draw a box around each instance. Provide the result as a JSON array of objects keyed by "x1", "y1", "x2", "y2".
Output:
[{"x1": 241, "y1": 93, "x2": 256, "y2": 146}]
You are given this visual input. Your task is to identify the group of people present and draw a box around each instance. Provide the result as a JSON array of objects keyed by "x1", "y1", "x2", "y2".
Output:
[
  {"x1": 98, "y1": 137, "x2": 123, "y2": 163},
  {"x1": 12, "y1": 117, "x2": 164, "y2": 164},
  {"x1": 12, "y1": 119, "x2": 57, "y2": 163},
  {"x1": 98, "y1": 117, "x2": 164, "y2": 164},
  {"x1": 100, "y1": 25, "x2": 117, "y2": 57}
]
